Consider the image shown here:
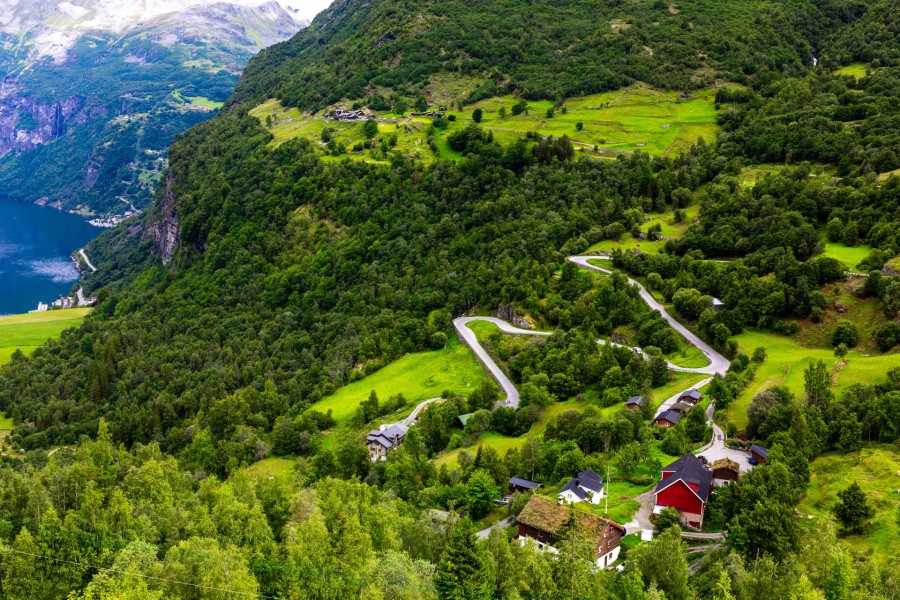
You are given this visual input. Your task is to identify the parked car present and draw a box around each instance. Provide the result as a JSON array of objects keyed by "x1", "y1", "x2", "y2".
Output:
[
  {"x1": 494, "y1": 495, "x2": 511, "y2": 506},
  {"x1": 748, "y1": 456, "x2": 758, "y2": 466},
  {"x1": 615, "y1": 562, "x2": 627, "y2": 572}
]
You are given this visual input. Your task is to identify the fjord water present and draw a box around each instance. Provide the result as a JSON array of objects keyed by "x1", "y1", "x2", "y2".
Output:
[{"x1": 0, "y1": 197, "x2": 100, "y2": 315}]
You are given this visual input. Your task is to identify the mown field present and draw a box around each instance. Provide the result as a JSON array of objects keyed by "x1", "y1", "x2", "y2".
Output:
[
  {"x1": 307, "y1": 337, "x2": 488, "y2": 426},
  {"x1": 798, "y1": 446, "x2": 900, "y2": 563},
  {"x1": 250, "y1": 84, "x2": 722, "y2": 163},
  {"x1": 0, "y1": 308, "x2": 91, "y2": 365}
]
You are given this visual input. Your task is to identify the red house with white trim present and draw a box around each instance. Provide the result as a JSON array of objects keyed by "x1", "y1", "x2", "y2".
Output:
[{"x1": 653, "y1": 453, "x2": 713, "y2": 529}]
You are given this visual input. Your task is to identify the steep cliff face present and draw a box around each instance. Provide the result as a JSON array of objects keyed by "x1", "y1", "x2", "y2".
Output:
[
  {"x1": 0, "y1": 1, "x2": 306, "y2": 215},
  {"x1": 142, "y1": 175, "x2": 179, "y2": 265},
  {"x1": 0, "y1": 84, "x2": 84, "y2": 155}
]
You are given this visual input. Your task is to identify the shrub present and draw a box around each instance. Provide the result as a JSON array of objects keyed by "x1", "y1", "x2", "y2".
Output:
[{"x1": 831, "y1": 320, "x2": 858, "y2": 348}]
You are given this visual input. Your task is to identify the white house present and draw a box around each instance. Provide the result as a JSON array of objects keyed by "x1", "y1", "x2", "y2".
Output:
[{"x1": 558, "y1": 469, "x2": 606, "y2": 505}]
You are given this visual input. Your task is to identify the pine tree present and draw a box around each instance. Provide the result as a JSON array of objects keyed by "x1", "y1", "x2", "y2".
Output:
[{"x1": 435, "y1": 520, "x2": 489, "y2": 600}]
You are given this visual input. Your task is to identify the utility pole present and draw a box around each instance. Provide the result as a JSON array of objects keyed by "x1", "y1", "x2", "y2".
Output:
[{"x1": 605, "y1": 464, "x2": 610, "y2": 515}]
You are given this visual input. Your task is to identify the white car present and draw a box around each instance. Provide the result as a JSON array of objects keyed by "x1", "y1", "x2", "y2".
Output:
[{"x1": 615, "y1": 562, "x2": 626, "y2": 573}]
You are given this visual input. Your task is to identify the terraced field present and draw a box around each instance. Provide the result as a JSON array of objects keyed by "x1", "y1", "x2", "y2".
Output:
[{"x1": 250, "y1": 84, "x2": 723, "y2": 163}]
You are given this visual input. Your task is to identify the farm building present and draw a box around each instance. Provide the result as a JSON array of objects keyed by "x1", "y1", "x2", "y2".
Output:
[
  {"x1": 517, "y1": 495, "x2": 626, "y2": 568},
  {"x1": 365, "y1": 424, "x2": 408, "y2": 461},
  {"x1": 509, "y1": 477, "x2": 543, "y2": 494},
  {"x1": 711, "y1": 458, "x2": 740, "y2": 486},
  {"x1": 750, "y1": 444, "x2": 768, "y2": 464},
  {"x1": 626, "y1": 396, "x2": 647, "y2": 410},
  {"x1": 654, "y1": 453, "x2": 713, "y2": 529},
  {"x1": 558, "y1": 469, "x2": 606, "y2": 504},
  {"x1": 654, "y1": 410, "x2": 682, "y2": 427},
  {"x1": 712, "y1": 298, "x2": 725, "y2": 311},
  {"x1": 679, "y1": 388, "x2": 703, "y2": 404}
]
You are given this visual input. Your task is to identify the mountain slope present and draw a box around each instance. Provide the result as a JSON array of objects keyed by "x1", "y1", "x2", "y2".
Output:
[
  {"x1": 231, "y1": 0, "x2": 840, "y2": 112},
  {"x1": 0, "y1": 0, "x2": 306, "y2": 217}
]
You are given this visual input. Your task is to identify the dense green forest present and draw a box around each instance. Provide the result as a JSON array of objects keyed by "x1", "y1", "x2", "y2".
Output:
[{"x1": 0, "y1": 0, "x2": 899, "y2": 597}]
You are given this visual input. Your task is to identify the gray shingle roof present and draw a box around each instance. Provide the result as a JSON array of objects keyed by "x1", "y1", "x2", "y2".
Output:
[
  {"x1": 656, "y1": 410, "x2": 682, "y2": 424},
  {"x1": 655, "y1": 453, "x2": 713, "y2": 503}
]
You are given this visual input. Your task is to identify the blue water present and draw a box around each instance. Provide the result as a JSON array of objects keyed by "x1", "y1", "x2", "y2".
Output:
[{"x1": 0, "y1": 197, "x2": 101, "y2": 315}]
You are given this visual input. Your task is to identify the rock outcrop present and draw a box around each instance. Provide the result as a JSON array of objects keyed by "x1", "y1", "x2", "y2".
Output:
[
  {"x1": 492, "y1": 305, "x2": 532, "y2": 329},
  {"x1": 142, "y1": 175, "x2": 179, "y2": 265}
]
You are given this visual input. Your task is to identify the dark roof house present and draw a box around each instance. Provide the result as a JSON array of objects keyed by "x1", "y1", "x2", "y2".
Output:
[
  {"x1": 749, "y1": 444, "x2": 768, "y2": 463},
  {"x1": 365, "y1": 423, "x2": 408, "y2": 461},
  {"x1": 626, "y1": 396, "x2": 647, "y2": 409},
  {"x1": 558, "y1": 469, "x2": 606, "y2": 505},
  {"x1": 654, "y1": 410, "x2": 682, "y2": 427},
  {"x1": 654, "y1": 453, "x2": 713, "y2": 528},
  {"x1": 679, "y1": 388, "x2": 702, "y2": 403},
  {"x1": 509, "y1": 477, "x2": 542, "y2": 493}
]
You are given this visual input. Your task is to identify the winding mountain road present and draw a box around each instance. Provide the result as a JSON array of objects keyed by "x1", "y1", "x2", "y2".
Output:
[{"x1": 453, "y1": 256, "x2": 730, "y2": 410}]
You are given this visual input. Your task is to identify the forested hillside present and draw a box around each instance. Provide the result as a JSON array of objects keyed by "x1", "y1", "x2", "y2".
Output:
[{"x1": 0, "y1": 0, "x2": 898, "y2": 597}]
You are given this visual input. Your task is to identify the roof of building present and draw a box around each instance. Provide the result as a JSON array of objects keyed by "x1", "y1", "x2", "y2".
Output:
[
  {"x1": 711, "y1": 458, "x2": 740, "y2": 473},
  {"x1": 510, "y1": 477, "x2": 542, "y2": 490},
  {"x1": 680, "y1": 388, "x2": 702, "y2": 401},
  {"x1": 559, "y1": 469, "x2": 605, "y2": 500},
  {"x1": 626, "y1": 395, "x2": 648, "y2": 407},
  {"x1": 712, "y1": 298, "x2": 725, "y2": 307},
  {"x1": 365, "y1": 423, "x2": 408, "y2": 449},
  {"x1": 656, "y1": 453, "x2": 713, "y2": 503},
  {"x1": 656, "y1": 410, "x2": 682, "y2": 424},
  {"x1": 671, "y1": 401, "x2": 695, "y2": 413},
  {"x1": 749, "y1": 444, "x2": 768, "y2": 458},
  {"x1": 518, "y1": 495, "x2": 625, "y2": 539}
]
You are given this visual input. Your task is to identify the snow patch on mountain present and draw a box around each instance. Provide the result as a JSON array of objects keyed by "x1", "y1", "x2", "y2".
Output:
[{"x1": 0, "y1": 0, "x2": 308, "y2": 61}]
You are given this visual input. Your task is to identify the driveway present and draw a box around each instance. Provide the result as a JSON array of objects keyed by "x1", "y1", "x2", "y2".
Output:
[
  {"x1": 698, "y1": 422, "x2": 753, "y2": 474},
  {"x1": 476, "y1": 517, "x2": 513, "y2": 539}
]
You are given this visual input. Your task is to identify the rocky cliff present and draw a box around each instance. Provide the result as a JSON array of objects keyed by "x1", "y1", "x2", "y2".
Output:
[
  {"x1": 0, "y1": 0, "x2": 306, "y2": 215},
  {"x1": 142, "y1": 175, "x2": 180, "y2": 265}
]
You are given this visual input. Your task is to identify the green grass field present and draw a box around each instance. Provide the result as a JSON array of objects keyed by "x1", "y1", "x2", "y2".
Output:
[
  {"x1": 726, "y1": 330, "x2": 899, "y2": 430},
  {"x1": 798, "y1": 446, "x2": 899, "y2": 562},
  {"x1": 244, "y1": 457, "x2": 297, "y2": 480},
  {"x1": 0, "y1": 309, "x2": 91, "y2": 365},
  {"x1": 250, "y1": 84, "x2": 721, "y2": 164},
  {"x1": 833, "y1": 63, "x2": 869, "y2": 80},
  {"x1": 307, "y1": 337, "x2": 488, "y2": 426},
  {"x1": 821, "y1": 242, "x2": 872, "y2": 269}
]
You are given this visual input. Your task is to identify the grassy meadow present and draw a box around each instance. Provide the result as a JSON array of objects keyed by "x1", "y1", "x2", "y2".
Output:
[
  {"x1": 250, "y1": 84, "x2": 722, "y2": 164},
  {"x1": 821, "y1": 242, "x2": 872, "y2": 269},
  {"x1": 0, "y1": 308, "x2": 91, "y2": 365},
  {"x1": 833, "y1": 63, "x2": 869, "y2": 79},
  {"x1": 726, "y1": 329, "x2": 899, "y2": 430},
  {"x1": 307, "y1": 337, "x2": 488, "y2": 427},
  {"x1": 798, "y1": 446, "x2": 900, "y2": 562}
]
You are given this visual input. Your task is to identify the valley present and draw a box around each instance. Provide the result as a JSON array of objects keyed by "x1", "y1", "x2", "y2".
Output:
[{"x1": 0, "y1": 0, "x2": 897, "y2": 597}]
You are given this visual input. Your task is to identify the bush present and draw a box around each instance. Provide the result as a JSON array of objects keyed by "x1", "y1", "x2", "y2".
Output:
[{"x1": 874, "y1": 322, "x2": 900, "y2": 351}]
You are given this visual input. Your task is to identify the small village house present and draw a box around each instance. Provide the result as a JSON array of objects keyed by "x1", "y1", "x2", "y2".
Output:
[
  {"x1": 509, "y1": 477, "x2": 543, "y2": 494},
  {"x1": 750, "y1": 444, "x2": 768, "y2": 464},
  {"x1": 517, "y1": 495, "x2": 626, "y2": 568},
  {"x1": 670, "y1": 400, "x2": 695, "y2": 414},
  {"x1": 625, "y1": 396, "x2": 647, "y2": 410},
  {"x1": 712, "y1": 298, "x2": 725, "y2": 311},
  {"x1": 654, "y1": 409, "x2": 682, "y2": 427},
  {"x1": 558, "y1": 469, "x2": 606, "y2": 505},
  {"x1": 365, "y1": 423, "x2": 408, "y2": 461},
  {"x1": 711, "y1": 458, "x2": 740, "y2": 487},
  {"x1": 678, "y1": 388, "x2": 703, "y2": 405},
  {"x1": 654, "y1": 453, "x2": 713, "y2": 529}
]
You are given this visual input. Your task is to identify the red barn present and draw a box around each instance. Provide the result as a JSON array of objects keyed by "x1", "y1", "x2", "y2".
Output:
[{"x1": 653, "y1": 453, "x2": 713, "y2": 529}]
